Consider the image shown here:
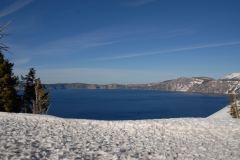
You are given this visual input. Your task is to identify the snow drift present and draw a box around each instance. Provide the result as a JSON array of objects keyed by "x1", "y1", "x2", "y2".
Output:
[{"x1": 0, "y1": 111, "x2": 240, "y2": 160}]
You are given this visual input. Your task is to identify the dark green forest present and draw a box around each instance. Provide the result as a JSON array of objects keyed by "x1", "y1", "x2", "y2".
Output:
[{"x1": 0, "y1": 25, "x2": 49, "y2": 114}]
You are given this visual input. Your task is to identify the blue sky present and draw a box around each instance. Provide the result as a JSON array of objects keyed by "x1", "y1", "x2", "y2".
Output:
[{"x1": 0, "y1": 0, "x2": 240, "y2": 84}]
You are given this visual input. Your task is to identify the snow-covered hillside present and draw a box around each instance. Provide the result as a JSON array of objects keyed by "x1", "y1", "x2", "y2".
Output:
[
  {"x1": 223, "y1": 73, "x2": 240, "y2": 80},
  {"x1": 176, "y1": 78, "x2": 205, "y2": 92},
  {"x1": 147, "y1": 75, "x2": 240, "y2": 94},
  {"x1": 0, "y1": 112, "x2": 240, "y2": 160},
  {"x1": 148, "y1": 77, "x2": 208, "y2": 92}
]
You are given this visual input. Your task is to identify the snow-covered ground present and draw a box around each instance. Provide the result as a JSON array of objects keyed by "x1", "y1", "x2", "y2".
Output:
[
  {"x1": 208, "y1": 105, "x2": 232, "y2": 119},
  {"x1": 0, "y1": 111, "x2": 240, "y2": 160}
]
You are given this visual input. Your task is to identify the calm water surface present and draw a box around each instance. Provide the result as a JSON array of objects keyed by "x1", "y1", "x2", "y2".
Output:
[{"x1": 47, "y1": 89, "x2": 229, "y2": 120}]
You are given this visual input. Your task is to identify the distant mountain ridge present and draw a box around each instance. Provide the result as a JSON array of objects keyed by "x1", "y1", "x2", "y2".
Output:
[
  {"x1": 222, "y1": 73, "x2": 240, "y2": 80},
  {"x1": 45, "y1": 73, "x2": 240, "y2": 95}
]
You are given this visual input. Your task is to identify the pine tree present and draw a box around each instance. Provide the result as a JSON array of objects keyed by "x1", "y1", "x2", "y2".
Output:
[
  {"x1": 22, "y1": 69, "x2": 50, "y2": 114},
  {"x1": 33, "y1": 78, "x2": 49, "y2": 114},
  {"x1": 22, "y1": 68, "x2": 36, "y2": 113},
  {"x1": 0, "y1": 24, "x2": 20, "y2": 112},
  {"x1": 0, "y1": 52, "x2": 20, "y2": 112}
]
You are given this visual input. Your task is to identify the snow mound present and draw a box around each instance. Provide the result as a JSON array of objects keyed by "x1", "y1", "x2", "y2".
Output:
[
  {"x1": 0, "y1": 112, "x2": 240, "y2": 160},
  {"x1": 223, "y1": 73, "x2": 240, "y2": 80},
  {"x1": 208, "y1": 106, "x2": 232, "y2": 119}
]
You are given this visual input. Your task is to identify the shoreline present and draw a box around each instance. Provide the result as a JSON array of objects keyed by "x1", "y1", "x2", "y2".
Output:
[{"x1": 47, "y1": 88, "x2": 229, "y2": 96}]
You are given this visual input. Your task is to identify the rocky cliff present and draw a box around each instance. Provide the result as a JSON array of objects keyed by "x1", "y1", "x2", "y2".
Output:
[{"x1": 45, "y1": 73, "x2": 240, "y2": 95}]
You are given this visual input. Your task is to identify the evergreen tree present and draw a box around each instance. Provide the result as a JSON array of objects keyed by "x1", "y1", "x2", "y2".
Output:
[
  {"x1": 0, "y1": 24, "x2": 20, "y2": 112},
  {"x1": 22, "y1": 68, "x2": 36, "y2": 113},
  {"x1": 33, "y1": 78, "x2": 49, "y2": 114},
  {"x1": 22, "y1": 69, "x2": 50, "y2": 114},
  {"x1": 0, "y1": 25, "x2": 49, "y2": 114},
  {"x1": 0, "y1": 52, "x2": 20, "y2": 112}
]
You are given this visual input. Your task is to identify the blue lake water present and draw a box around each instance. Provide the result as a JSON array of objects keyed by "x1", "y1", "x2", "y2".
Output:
[{"x1": 47, "y1": 89, "x2": 229, "y2": 120}]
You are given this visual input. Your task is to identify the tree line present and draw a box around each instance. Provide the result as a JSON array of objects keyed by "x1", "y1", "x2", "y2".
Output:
[{"x1": 0, "y1": 25, "x2": 49, "y2": 114}]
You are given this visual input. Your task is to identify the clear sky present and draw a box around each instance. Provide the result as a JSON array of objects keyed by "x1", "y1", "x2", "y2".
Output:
[{"x1": 0, "y1": 0, "x2": 240, "y2": 84}]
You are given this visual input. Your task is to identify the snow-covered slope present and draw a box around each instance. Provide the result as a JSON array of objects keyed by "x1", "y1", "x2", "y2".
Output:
[
  {"x1": 147, "y1": 74, "x2": 240, "y2": 94},
  {"x1": 223, "y1": 73, "x2": 240, "y2": 80},
  {"x1": 208, "y1": 106, "x2": 232, "y2": 119},
  {"x1": 148, "y1": 77, "x2": 208, "y2": 92},
  {"x1": 0, "y1": 112, "x2": 240, "y2": 160}
]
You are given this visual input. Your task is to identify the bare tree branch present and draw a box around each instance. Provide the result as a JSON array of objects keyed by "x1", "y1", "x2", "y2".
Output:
[{"x1": 0, "y1": 22, "x2": 11, "y2": 51}]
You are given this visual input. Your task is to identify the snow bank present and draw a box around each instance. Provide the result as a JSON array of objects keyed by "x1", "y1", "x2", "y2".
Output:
[
  {"x1": 208, "y1": 106, "x2": 232, "y2": 119},
  {"x1": 0, "y1": 112, "x2": 240, "y2": 160}
]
